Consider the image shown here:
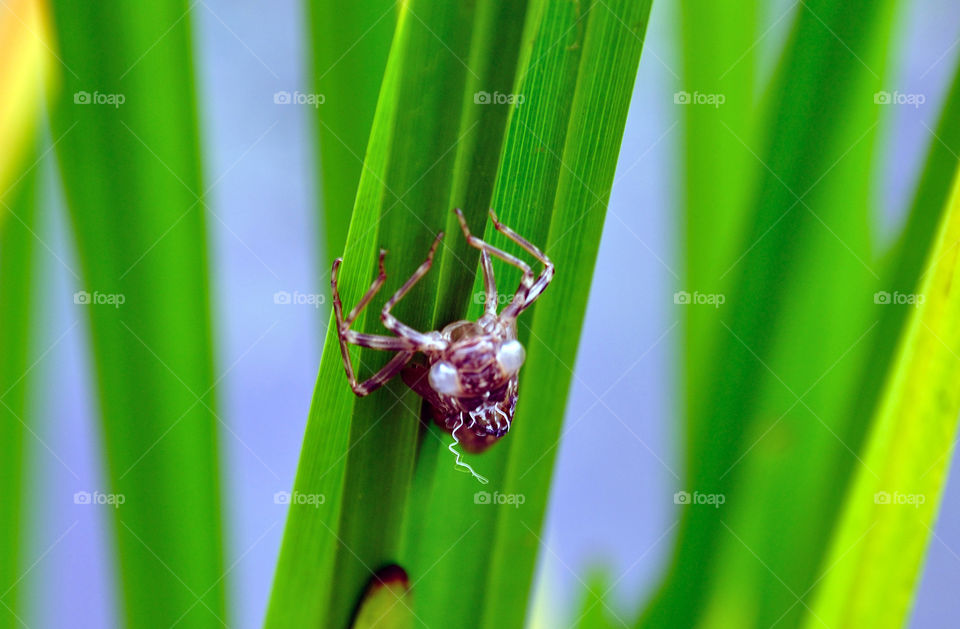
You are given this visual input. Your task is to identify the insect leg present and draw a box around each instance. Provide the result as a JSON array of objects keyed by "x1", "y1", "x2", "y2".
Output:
[
  {"x1": 345, "y1": 349, "x2": 416, "y2": 397},
  {"x1": 479, "y1": 250, "x2": 498, "y2": 316},
  {"x1": 333, "y1": 249, "x2": 387, "y2": 327},
  {"x1": 454, "y1": 208, "x2": 535, "y2": 318},
  {"x1": 488, "y1": 210, "x2": 554, "y2": 315},
  {"x1": 332, "y1": 254, "x2": 417, "y2": 396},
  {"x1": 380, "y1": 232, "x2": 445, "y2": 349}
]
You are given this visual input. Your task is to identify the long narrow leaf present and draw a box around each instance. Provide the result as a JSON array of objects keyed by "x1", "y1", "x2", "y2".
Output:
[
  {"x1": 269, "y1": 1, "x2": 652, "y2": 627},
  {"x1": 47, "y1": 3, "x2": 225, "y2": 626},
  {"x1": 480, "y1": 3, "x2": 652, "y2": 626},
  {"x1": 265, "y1": 2, "x2": 479, "y2": 626},
  {"x1": 309, "y1": 0, "x2": 395, "y2": 261},
  {"x1": 848, "y1": 57, "x2": 960, "y2": 453},
  {"x1": 0, "y1": 144, "x2": 39, "y2": 629},
  {"x1": 678, "y1": 0, "x2": 759, "y2": 434},
  {"x1": 398, "y1": 1, "x2": 653, "y2": 627},
  {"x1": 0, "y1": 4, "x2": 49, "y2": 624},
  {"x1": 644, "y1": 2, "x2": 903, "y2": 626},
  {"x1": 804, "y1": 162, "x2": 960, "y2": 628}
]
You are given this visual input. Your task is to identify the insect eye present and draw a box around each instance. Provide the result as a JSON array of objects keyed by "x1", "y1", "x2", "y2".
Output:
[
  {"x1": 497, "y1": 340, "x2": 525, "y2": 373},
  {"x1": 429, "y1": 361, "x2": 460, "y2": 395}
]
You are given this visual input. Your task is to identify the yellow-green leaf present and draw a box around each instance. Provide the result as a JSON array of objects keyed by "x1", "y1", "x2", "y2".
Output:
[{"x1": 805, "y1": 163, "x2": 960, "y2": 628}]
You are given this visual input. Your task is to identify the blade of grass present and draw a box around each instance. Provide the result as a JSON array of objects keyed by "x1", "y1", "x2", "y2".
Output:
[
  {"x1": 323, "y1": 2, "x2": 479, "y2": 625},
  {"x1": 697, "y1": 11, "x2": 900, "y2": 625},
  {"x1": 389, "y1": 1, "x2": 534, "y2": 625},
  {"x1": 0, "y1": 143, "x2": 40, "y2": 629},
  {"x1": 269, "y1": 0, "x2": 651, "y2": 626},
  {"x1": 573, "y1": 570, "x2": 621, "y2": 629},
  {"x1": 777, "y1": 49, "x2": 960, "y2": 629},
  {"x1": 397, "y1": 2, "x2": 586, "y2": 622},
  {"x1": 678, "y1": 0, "x2": 759, "y2": 436},
  {"x1": 658, "y1": 2, "x2": 761, "y2": 619},
  {"x1": 398, "y1": 2, "x2": 653, "y2": 627},
  {"x1": 849, "y1": 56, "x2": 960, "y2": 451},
  {"x1": 265, "y1": 2, "x2": 482, "y2": 626},
  {"x1": 480, "y1": 3, "x2": 652, "y2": 626},
  {"x1": 47, "y1": 3, "x2": 225, "y2": 627},
  {"x1": 431, "y1": 0, "x2": 529, "y2": 326},
  {"x1": 0, "y1": 4, "x2": 48, "y2": 624},
  {"x1": 309, "y1": 0, "x2": 395, "y2": 262},
  {"x1": 803, "y1": 161, "x2": 960, "y2": 629},
  {"x1": 644, "y1": 1, "x2": 900, "y2": 626}
]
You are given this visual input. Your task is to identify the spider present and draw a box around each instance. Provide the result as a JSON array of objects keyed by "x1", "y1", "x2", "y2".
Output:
[{"x1": 331, "y1": 208, "x2": 554, "y2": 470}]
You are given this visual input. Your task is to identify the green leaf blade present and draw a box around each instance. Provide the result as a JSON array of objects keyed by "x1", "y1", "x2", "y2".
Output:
[
  {"x1": 645, "y1": 2, "x2": 908, "y2": 626},
  {"x1": 0, "y1": 141, "x2": 40, "y2": 629},
  {"x1": 271, "y1": 2, "x2": 652, "y2": 627},
  {"x1": 804, "y1": 162, "x2": 960, "y2": 629},
  {"x1": 480, "y1": 3, "x2": 652, "y2": 626},
  {"x1": 266, "y1": 2, "x2": 483, "y2": 626},
  {"x1": 309, "y1": 0, "x2": 396, "y2": 262},
  {"x1": 47, "y1": 2, "x2": 225, "y2": 626}
]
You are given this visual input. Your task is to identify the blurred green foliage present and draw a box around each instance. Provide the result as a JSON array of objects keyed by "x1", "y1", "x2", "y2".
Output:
[
  {"x1": 0, "y1": 1, "x2": 958, "y2": 628},
  {"x1": 47, "y1": 2, "x2": 224, "y2": 627}
]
